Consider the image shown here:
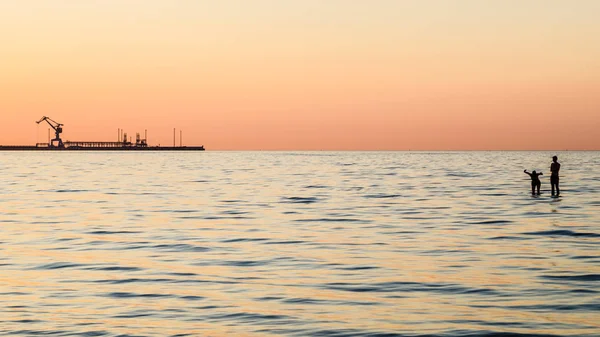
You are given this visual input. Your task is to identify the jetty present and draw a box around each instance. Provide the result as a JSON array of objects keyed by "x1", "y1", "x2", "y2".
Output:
[{"x1": 0, "y1": 116, "x2": 205, "y2": 151}]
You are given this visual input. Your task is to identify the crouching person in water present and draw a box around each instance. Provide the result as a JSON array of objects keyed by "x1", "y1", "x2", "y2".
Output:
[{"x1": 524, "y1": 170, "x2": 543, "y2": 194}]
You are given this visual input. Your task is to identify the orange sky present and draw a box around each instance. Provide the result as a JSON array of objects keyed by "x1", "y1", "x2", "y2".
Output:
[{"x1": 1, "y1": 1, "x2": 599, "y2": 150}]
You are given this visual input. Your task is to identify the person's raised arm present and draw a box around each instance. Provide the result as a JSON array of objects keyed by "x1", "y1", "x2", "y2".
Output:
[{"x1": 524, "y1": 170, "x2": 531, "y2": 176}]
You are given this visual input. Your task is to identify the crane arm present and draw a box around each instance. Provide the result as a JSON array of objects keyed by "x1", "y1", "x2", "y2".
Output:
[
  {"x1": 36, "y1": 116, "x2": 63, "y2": 131},
  {"x1": 35, "y1": 116, "x2": 65, "y2": 148}
]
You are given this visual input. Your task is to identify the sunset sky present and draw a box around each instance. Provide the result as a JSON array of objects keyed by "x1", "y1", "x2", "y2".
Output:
[{"x1": 1, "y1": 1, "x2": 599, "y2": 150}]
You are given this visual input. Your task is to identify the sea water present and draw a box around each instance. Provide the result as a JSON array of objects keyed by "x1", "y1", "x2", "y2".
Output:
[{"x1": 0, "y1": 151, "x2": 598, "y2": 336}]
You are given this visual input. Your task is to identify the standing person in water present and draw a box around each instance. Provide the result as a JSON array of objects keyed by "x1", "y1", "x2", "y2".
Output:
[
  {"x1": 524, "y1": 170, "x2": 543, "y2": 194},
  {"x1": 551, "y1": 155, "x2": 561, "y2": 196}
]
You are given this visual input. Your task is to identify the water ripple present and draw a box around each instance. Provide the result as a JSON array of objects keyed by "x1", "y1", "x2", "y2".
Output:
[
  {"x1": 522, "y1": 230, "x2": 600, "y2": 238},
  {"x1": 1, "y1": 151, "x2": 599, "y2": 336}
]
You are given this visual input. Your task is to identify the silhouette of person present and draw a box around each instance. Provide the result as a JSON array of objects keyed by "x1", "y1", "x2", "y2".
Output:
[
  {"x1": 524, "y1": 170, "x2": 543, "y2": 194},
  {"x1": 550, "y1": 155, "x2": 561, "y2": 196}
]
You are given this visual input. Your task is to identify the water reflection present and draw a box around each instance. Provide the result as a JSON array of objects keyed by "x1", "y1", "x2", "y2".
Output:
[{"x1": 0, "y1": 151, "x2": 599, "y2": 336}]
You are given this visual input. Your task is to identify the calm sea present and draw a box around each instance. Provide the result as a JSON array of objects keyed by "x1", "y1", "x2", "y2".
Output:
[{"x1": 1, "y1": 151, "x2": 598, "y2": 337}]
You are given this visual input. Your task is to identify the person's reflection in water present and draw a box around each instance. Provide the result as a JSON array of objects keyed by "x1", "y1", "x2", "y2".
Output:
[{"x1": 524, "y1": 169, "x2": 543, "y2": 195}]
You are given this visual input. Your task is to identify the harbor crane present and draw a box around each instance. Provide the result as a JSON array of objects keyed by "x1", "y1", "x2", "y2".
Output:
[{"x1": 36, "y1": 116, "x2": 64, "y2": 148}]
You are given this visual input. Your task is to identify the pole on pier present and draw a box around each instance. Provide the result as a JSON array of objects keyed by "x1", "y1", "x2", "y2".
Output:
[
  {"x1": 118, "y1": 129, "x2": 120, "y2": 142},
  {"x1": 180, "y1": 130, "x2": 182, "y2": 147},
  {"x1": 145, "y1": 129, "x2": 147, "y2": 142},
  {"x1": 173, "y1": 128, "x2": 176, "y2": 147}
]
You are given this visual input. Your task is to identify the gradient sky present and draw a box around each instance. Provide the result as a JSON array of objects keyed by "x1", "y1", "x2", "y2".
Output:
[{"x1": 1, "y1": 1, "x2": 599, "y2": 150}]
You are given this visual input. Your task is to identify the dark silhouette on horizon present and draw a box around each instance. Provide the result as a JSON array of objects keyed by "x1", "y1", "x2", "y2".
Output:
[
  {"x1": 36, "y1": 116, "x2": 64, "y2": 148},
  {"x1": 551, "y1": 155, "x2": 561, "y2": 196},
  {"x1": 524, "y1": 170, "x2": 543, "y2": 195}
]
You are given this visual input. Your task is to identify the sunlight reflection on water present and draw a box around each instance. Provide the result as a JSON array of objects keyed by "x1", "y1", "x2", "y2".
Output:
[{"x1": 0, "y1": 151, "x2": 599, "y2": 336}]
